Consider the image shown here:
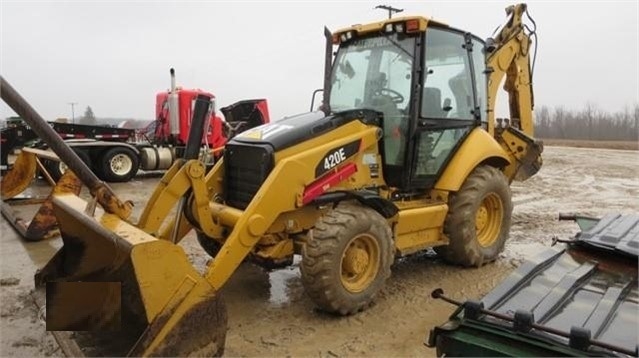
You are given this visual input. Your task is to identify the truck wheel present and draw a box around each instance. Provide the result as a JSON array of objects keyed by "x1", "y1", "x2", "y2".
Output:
[
  {"x1": 99, "y1": 147, "x2": 139, "y2": 182},
  {"x1": 437, "y1": 165, "x2": 512, "y2": 267},
  {"x1": 196, "y1": 231, "x2": 222, "y2": 258},
  {"x1": 43, "y1": 149, "x2": 90, "y2": 182},
  {"x1": 301, "y1": 203, "x2": 393, "y2": 315}
]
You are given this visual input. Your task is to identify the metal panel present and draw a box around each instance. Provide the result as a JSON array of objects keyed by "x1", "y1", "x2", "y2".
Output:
[
  {"x1": 433, "y1": 213, "x2": 639, "y2": 356},
  {"x1": 578, "y1": 213, "x2": 639, "y2": 257}
]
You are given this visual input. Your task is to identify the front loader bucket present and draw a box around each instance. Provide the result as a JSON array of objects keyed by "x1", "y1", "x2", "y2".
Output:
[
  {"x1": 36, "y1": 194, "x2": 227, "y2": 357},
  {"x1": 1, "y1": 150, "x2": 83, "y2": 241}
]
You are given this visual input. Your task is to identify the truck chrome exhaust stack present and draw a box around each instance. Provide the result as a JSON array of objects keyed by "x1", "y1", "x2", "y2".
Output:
[{"x1": 168, "y1": 68, "x2": 180, "y2": 136}]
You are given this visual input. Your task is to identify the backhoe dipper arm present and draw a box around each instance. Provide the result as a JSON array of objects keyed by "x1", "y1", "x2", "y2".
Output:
[
  {"x1": 482, "y1": 3, "x2": 542, "y2": 182},
  {"x1": 485, "y1": 3, "x2": 535, "y2": 137}
]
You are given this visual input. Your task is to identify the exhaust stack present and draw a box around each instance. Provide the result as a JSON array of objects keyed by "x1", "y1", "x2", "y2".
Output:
[{"x1": 168, "y1": 68, "x2": 180, "y2": 136}]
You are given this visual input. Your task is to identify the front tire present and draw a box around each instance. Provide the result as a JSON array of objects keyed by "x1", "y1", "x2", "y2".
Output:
[
  {"x1": 99, "y1": 147, "x2": 139, "y2": 182},
  {"x1": 301, "y1": 203, "x2": 393, "y2": 315},
  {"x1": 437, "y1": 165, "x2": 512, "y2": 267},
  {"x1": 196, "y1": 231, "x2": 223, "y2": 258}
]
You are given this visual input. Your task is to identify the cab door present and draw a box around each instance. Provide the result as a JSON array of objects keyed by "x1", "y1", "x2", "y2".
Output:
[{"x1": 407, "y1": 27, "x2": 487, "y2": 189}]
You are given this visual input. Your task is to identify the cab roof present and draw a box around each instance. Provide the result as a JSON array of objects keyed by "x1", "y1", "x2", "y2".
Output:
[{"x1": 333, "y1": 15, "x2": 449, "y2": 37}]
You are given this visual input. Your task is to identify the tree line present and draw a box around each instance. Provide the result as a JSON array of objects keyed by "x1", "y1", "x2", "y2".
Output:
[{"x1": 534, "y1": 103, "x2": 638, "y2": 141}]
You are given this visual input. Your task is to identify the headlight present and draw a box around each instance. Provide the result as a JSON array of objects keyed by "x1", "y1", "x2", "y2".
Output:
[
  {"x1": 385, "y1": 23, "x2": 394, "y2": 33},
  {"x1": 340, "y1": 31, "x2": 355, "y2": 42}
]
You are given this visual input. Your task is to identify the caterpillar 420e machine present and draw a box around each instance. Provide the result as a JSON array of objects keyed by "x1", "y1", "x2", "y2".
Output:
[{"x1": 0, "y1": 3, "x2": 541, "y2": 356}]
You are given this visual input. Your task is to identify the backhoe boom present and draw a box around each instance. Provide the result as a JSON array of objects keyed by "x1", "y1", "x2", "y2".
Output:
[{"x1": 485, "y1": 3, "x2": 543, "y2": 181}]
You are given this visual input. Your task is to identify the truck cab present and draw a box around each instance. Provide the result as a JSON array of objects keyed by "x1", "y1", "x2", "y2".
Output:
[{"x1": 154, "y1": 88, "x2": 225, "y2": 149}]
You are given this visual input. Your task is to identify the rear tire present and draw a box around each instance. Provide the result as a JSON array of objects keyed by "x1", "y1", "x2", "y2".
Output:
[
  {"x1": 301, "y1": 203, "x2": 393, "y2": 315},
  {"x1": 43, "y1": 149, "x2": 90, "y2": 182},
  {"x1": 99, "y1": 147, "x2": 139, "y2": 182},
  {"x1": 437, "y1": 165, "x2": 512, "y2": 267}
]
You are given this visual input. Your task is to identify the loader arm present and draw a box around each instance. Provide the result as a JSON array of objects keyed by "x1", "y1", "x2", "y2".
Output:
[
  {"x1": 485, "y1": 3, "x2": 543, "y2": 181},
  {"x1": 135, "y1": 158, "x2": 220, "y2": 242}
]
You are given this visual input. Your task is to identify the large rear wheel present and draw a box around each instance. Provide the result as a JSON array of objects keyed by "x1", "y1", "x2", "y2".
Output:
[
  {"x1": 99, "y1": 147, "x2": 139, "y2": 182},
  {"x1": 301, "y1": 203, "x2": 393, "y2": 315},
  {"x1": 437, "y1": 165, "x2": 512, "y2": 267}
]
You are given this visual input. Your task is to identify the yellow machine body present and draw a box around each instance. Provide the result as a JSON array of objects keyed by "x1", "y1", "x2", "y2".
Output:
[{"x1": 1, "y1": 3, "x2": 543, "y2": 356}]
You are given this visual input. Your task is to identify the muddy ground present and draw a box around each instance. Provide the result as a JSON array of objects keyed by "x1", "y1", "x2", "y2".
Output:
[{"x1": 0, "y1": 145, "x2": 637, "y2": 357}]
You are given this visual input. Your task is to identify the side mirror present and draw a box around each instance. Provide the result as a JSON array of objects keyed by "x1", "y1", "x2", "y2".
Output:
[{"x1": 310, "y1": 89, "x2": 324, "y2": 112}]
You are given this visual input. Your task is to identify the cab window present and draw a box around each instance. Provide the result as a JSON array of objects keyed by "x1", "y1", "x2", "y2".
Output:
[
  {"x1": 471, "y1": 38, "x2": 487, "y2": 122},
  {"x1": 421, "y1": 28, "x2": 474, "y2": 120}
]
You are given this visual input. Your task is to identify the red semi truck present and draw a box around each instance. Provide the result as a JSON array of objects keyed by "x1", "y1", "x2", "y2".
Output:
[{"x1": 0, "y1": 69, "x2": 269, "y2": 182}]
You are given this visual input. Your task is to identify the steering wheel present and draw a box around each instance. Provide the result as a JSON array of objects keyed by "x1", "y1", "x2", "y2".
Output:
[{"x1": 375, "y1": 88, "x2": 404, "y2": 104}]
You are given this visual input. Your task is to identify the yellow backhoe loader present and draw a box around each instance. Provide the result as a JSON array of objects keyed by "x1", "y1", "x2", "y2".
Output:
[{"x1": 0, "y1": 3, "x2": 542, "y2": 356}]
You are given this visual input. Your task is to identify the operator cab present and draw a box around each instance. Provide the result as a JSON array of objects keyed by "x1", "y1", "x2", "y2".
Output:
[{"x1": 327, "y1": 17, "x2": 486, "y2": 191}]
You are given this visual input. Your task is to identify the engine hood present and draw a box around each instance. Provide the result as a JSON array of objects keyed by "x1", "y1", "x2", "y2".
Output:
[{"x1": 230, "y1": 109, "x2": 381, "y2": 152}]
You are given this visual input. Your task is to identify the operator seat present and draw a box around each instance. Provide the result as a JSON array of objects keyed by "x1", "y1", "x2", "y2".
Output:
[
  {"x1": 421, "y1": 87, "x2": 448, "y2": 118},
  {"x1": 448, "y1": 72, "x2": 472, "y2": 119}
]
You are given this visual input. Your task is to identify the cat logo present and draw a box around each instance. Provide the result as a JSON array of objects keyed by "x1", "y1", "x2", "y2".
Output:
[
  {"x1": 242, "y1": 130, "x2": 262, "y2": 140},
  {"x1": 239, "y1": 123, "x2": 294, "y2": 141}
]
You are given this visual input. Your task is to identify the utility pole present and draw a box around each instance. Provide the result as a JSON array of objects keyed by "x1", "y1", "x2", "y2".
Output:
[
  {"x1": 68, "y1": 102, "x2": 77, "y2": 124},
  {"x1": 375, "y1": 5, "x2": 403, "y2": 19}
]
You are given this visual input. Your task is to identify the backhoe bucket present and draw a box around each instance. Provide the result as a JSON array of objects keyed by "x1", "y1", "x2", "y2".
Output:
[
  {"x1": 36, "y1": 194, "x2": 227, "y2": 357},
  {"x1": 1, "y1": 149, "x2": 82, "y2": 241}
]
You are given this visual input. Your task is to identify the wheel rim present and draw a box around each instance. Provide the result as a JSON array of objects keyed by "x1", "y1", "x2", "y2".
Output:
[
  {"x1": 340, "y1": 233, "x2": 380, "y2": 293},
  {"x1": 110, "y1": 153, "x2": 133, "y2": 175},
  {"x1": 475, "y1": 192, "x2": 503, "y2": 247}
]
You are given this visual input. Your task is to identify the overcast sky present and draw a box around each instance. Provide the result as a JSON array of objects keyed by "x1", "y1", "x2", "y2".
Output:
[{"x1": 1, "y1": 1, "x2": 637, "y2": 122}]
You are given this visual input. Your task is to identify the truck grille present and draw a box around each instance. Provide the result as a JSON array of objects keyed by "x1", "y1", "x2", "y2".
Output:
[{"x1": 224, "y1": 143, "x2": 273, "y2": 209}]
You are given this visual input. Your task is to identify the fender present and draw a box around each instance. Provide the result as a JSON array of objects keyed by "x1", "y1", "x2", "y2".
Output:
[
  {"x1": 435, "y1": 128, "x2": 510, "y2": 192},
  {"x1": 66, "y1": 140, "x2": 141, "y2": 155},
  {"x1": 310, "y1": 190, "x2": 398, "y2": 219}
]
